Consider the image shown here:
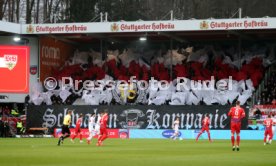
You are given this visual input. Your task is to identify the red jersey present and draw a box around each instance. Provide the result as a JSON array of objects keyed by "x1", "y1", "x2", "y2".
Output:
[
  {"x1": 76, "y1": 118, "x2": 82, "y2": 129},
  {"x1": 202, "y1": 117, "x2": 210, "y2": 127},
  {"x1": 263, "y1": 118, "x2": 273, "y2": 131},
  {"x1": 228, "y1": 106, "x2": 245, "y2": 123},
  {"x1": 100, "y1": 114, "x2": 108, "y2": 129}
]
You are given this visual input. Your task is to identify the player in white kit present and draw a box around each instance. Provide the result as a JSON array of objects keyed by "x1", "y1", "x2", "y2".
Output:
[
  {"x1": 87, "y1": 113, "x2": 96, "y2": 144},
  {"x1": 170, "y1": 117, "x2": 180, "y2": 140},
  {"x1": 95, "y1": 112, "x2": 103, "y2": 137}
]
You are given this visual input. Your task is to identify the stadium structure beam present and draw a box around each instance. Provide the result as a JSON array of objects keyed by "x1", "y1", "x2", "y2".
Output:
[
  {"x1": 85, "y1": 33, "x2": 123, "y2": 44},
  {"x1": 48, "y1": 35, "x2": 80, "y2": 45},
  {"x1": 158, "y1": 32, "x2": 189, "y2": 43},
  {"x1": 227, "y1": 30, "x2": 255, "y2": 41},
  {"x1": 59, "y1": 33, "x2": 122, "y2": 44}
]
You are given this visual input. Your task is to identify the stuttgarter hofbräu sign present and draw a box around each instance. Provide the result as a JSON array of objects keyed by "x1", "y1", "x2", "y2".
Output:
[{"x1": 0, "y1": 17, "x2": 275, "y2": 34}]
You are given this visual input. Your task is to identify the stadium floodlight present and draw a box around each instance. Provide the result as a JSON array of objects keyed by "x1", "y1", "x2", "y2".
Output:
[
  {"x1": 13, "y1": 36, "x2": 21, "y2": 42},
  {"x1": 13, "y1": 37, "x2": 29, "y2": 45},
  {"x1": 139, "y1": 37, "x2": 147, "y2": 41}
]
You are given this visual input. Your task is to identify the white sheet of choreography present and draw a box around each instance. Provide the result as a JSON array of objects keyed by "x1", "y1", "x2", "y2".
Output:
[
  {"x1": 42, "y1": 91, "x2": 53, "y2": 105},
  {"x1": 186, "y1": 91, "x2": 200, "y2": 105},
  {"x1": 29, "y1": 82, "x2": 43, "y2": 105},
  {"x1": 245, "y1": 79, "x2": 255, "y2": 91},
  {"x1": 169, "y1": 92, "x2": 187, "y2": 105},
  {"x1": 59, "y1": 89, "x2": 72, "y2": 102},
  {"x1": 238, "y1": 89, "x2": 252, "y2": 105},
  {"x1": 72, "y1": 50, "x2": 90, "y2": 64}
]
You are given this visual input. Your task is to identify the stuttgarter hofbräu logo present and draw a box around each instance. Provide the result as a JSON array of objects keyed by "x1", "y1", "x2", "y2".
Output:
[
  {"x1": 0, "y1": 55, "x2": 18, "y2": 70},
  {"x1": 200, "y1": 21, "x2": 209, "y2": 30},
  {"x1": 26, "y1": 24, "x2": 34, "y2": 33},
  {"x1": 111, "y1": 23, "x2": 119, "y2": 32}
]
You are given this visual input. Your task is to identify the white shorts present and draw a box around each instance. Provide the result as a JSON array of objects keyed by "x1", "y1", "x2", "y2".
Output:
[
  {"x1": 95, "y1": 125, "x2": 100, "y2": 134},
  {"x1": 88, "y1": 127, "x2": 95, "y2": 133},
  {"x1": 174, "y1": 128, "x2": 179, "y2": 133}
]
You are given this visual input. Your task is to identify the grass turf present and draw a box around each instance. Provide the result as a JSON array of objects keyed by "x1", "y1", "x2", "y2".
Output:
[{"x1": 0, "y1": 138, "x2": 275, "y2": 166}]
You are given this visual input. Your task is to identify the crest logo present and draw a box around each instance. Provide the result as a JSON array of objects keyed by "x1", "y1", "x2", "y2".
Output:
[
  {"x1": 30, "y1": 65, "x2": 38, "y2": 75},
  {"x1": 119, "y1": 109, "x2": 145, "y2": 129},
  {"x1": 111, "y1": 23, "x2": 119, "y2": 32},
  {"x1": 200, "y1": 21, "x2": 209, "y2": 30},
  {"x1": 26, "y1": 25, "x2": 34, "y2": 33},
  {"x1": 3, "y1": 55, "x2": 18, "y2": 70}
]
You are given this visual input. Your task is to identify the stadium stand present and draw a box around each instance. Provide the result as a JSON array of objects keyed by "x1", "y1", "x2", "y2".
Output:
[
  {"x1": 259, "y1": 71, "x2": 276, "y2": 105},
  {"x1": 28, "y1": 44, "x2": 275, "y2": 106}
]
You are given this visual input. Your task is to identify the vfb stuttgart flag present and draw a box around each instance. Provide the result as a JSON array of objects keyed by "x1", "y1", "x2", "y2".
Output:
[{"x1": 0, "y1": 46, "x2": 30, "y2": 93}]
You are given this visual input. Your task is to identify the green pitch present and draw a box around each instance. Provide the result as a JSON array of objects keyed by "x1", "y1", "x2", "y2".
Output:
[{"x1": 0, "y1": 138, "x2": 275, "y2": 166}]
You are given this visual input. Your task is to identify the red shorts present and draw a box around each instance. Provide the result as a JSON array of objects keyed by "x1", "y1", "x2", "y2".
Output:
[
  {"x1": 75, "y1": 127, "x2": 81, "y2": 133},
  {"x1": 264, "y1": 129, "x2": 273, "y2": 137},
  {"x1": 99, "y1": 128, "x2": 108, "y2": 136},
  {"x1": 201, "y1": 126, "x2": 210, "y2": 133},
  {"x1": 231, "y1": 123, "x2": 241, "y2": 134}
]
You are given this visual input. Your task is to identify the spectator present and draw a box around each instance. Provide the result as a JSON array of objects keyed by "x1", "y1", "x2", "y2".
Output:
[
  {"x1": 3, "y1": 106, "x2": 10, "y2": 117},
  {"x1": 0, "y1": 118, "x2": 4, "y2": 137},
  {"x1": 3, "y1": 121, "x2": 10, "y2": 137},
  {"x1": 254, "y1": 108, "x2": 262, "y2": 119},
  {"x1": 259, "y1": 71, "x2": 276, "y2": 105},
  {"x1": 16, "y1": 120, "x2": 23, "y2": 135},
  {"x1": 11, "y1": 108, "x2": 19, "y2": 117}
]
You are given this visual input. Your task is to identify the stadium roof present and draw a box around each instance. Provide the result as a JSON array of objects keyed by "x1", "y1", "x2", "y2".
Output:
[{"x1": 1, "y1": 18, "x2": 276, "y2": 43}]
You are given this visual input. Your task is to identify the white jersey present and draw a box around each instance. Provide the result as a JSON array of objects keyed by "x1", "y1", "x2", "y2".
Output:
[
  {"x1": 173, "y1": 120, "x2": 179, "y2": 131},
  {"x1": 95, "y1": 115, "x2": 101, "y2": 131},
  {"x1": 88, "y1": 116, "x2": 96, "y2": 131},
  {"x1": 87, "y1": 115, "x2": 97, "y2": 141}
]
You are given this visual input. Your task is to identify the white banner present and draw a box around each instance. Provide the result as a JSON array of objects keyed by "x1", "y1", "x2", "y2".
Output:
[
  {"x1": 0, "y1": 21, "x2": 21, "y2": 33},
  {"x1": 18, "y1": 18, "x2": 276, "y2": 34},
  {"x1": 1, "y1": 18, "x2": 276, "y2": 34}
]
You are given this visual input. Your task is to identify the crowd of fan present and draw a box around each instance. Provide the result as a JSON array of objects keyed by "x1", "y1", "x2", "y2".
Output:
[
  {"x1": 260, "y1": 71, "x2": 276, "y2": 105},
  {"x1": 28, "y1": 44, "x2": 275, "y2": 106},
  {"x1": 0, "y1": 105, "x2": 24, "y2": 137}
]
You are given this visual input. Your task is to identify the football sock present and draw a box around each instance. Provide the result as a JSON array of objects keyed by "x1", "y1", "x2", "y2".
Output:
[
  {"x1": 207, "y1": 132, "x2": 211, "y2": 141},
  {"x1": 80, "y1": 134, "x2": 82, "y2": 141},
  {"x1": 231, "y1": 136, "x2": 235, "y2": 146},
  {"x1": 196, "y1": 132, "x2": 202, "y2": 140},
  {"x1": 101, "y1": 134, "x2": 108, "y2": 142},
  {"x1": 237, "y1": 136, "x2": 240, "y2": 146}
]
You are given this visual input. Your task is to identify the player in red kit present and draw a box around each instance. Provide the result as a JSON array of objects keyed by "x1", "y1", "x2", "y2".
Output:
[
  {"x1": 196, "y1": 114, "x2": 212, "y2": 142},
  {"x1": 71, "y1": 113, "x2": 83, "y2": 143},
  {"x1": 263, "y1": 115, "x2": 274, "y2": 145},
  {"x1": 97, "y1": 110, "x2": 108, "y2": 146},
  {"x1": 228, "y1": 101, "x2": 245, "y2": 151}
]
